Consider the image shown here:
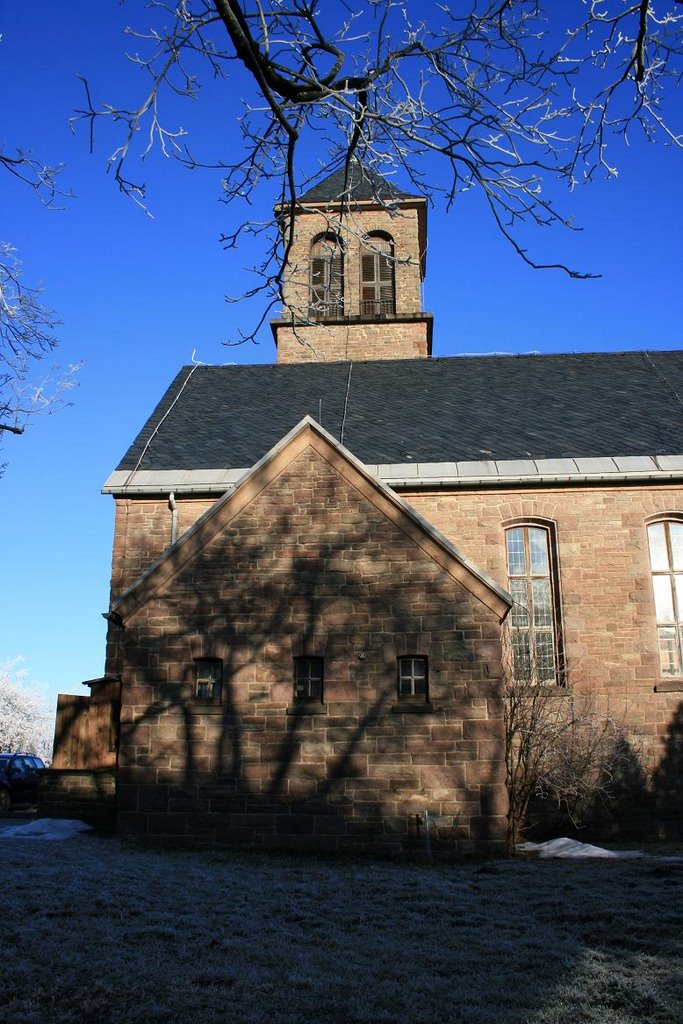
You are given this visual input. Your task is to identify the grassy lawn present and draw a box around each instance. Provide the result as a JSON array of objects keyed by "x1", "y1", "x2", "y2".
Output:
[{"x1": 3, "y1": 835, "x2": 682, "y2": 1024}]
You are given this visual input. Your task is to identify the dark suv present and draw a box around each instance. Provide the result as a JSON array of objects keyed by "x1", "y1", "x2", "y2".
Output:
[{"x1": 0, "y1": 753, "x2": 46, "y2": 812}]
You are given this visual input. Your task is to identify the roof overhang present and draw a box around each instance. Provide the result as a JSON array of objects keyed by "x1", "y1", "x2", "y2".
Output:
[{"x1": 104, "y1": 454, "x2": 683, "y2": 497}]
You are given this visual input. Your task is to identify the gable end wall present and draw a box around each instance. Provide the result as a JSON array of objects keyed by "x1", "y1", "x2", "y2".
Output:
[{"x1": 113, "y1": 446, "x2": 507, "y2": 857}]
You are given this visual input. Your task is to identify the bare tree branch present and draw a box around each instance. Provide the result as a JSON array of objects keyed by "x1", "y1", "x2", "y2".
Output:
[
  {"x1": 70, "y1": 1, "x2": 682, "y2": 340},
  {"x1": 0, "y1": 243, "x2": 79, "y2": 467},
  {"x1": 0, "y1": 123, "x2": 80, "y2": 469}
]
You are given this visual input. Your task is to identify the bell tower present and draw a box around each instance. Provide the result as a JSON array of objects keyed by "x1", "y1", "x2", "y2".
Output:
[{"x1": 271, "y1": 162, "x2": 432, "y2": 364}]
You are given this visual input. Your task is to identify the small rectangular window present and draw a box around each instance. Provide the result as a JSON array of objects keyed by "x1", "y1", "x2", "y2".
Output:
[
  {"x1": 195, "y1": 660, "x2": 222, "y2": 701},
  {"x1": 398, "y1": 656, "x2": 428, "y2": 700},
  {"x1": 293, "y1": 657, "x2": 324, "y2": 702}
]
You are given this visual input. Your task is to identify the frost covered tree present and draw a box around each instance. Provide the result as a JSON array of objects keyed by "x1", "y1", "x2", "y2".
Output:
[
  {"x1": 0, "y1": 148, "x2": 78, "y2": 470},
  {"x1": 0, "y1": 243, "x2": 77, "y2": 452},
  {"x1": 0, "y1": 659, "x2": 54, "y2": 762},
  {"x1": 75, "y1": 0, "x2": 683, "y2": 334}
]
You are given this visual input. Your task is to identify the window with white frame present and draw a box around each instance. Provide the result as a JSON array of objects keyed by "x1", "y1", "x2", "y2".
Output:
[
  {"x1": 647, "y1": 519, "x2": 683, "y2": 676},
  {"x1": 505, "y1": 524, "x2": 563, "y2": 684}
]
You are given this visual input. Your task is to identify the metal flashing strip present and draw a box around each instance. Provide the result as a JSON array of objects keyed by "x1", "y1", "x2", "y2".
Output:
[
  {"x1": 103, "y1": 454, "x2": 683, "y2": 496},
  {"x1": 377, "y1": 454, "x2": 683, "y2": 490},
  {"x1": 103, "y1": 468, "x2": 246, "y2": 495}
]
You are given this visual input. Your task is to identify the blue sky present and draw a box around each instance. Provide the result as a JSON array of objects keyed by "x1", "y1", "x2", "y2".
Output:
[{"x1": 1, "y1": 2, "x2": 681, "y2": 714}]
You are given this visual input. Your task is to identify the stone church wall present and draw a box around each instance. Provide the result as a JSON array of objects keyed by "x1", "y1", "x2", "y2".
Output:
[
  {"x1": 280, "y1": 204, "x2": 424, "y2": 317},
  {"x1": 273, "y1": 317, "x2": 431, "y2": 364},
  {"x1": 274, "y1": 202, "x2": 430, "y2": 363},
  {"x1": 110, "y1": 447, "x2": 508, "y2": 856},
  {"x1": 407, "y1": 482, "x2": 683, "y2": 824},
  {"x1": 108, "y1": 478, "x2": 683, "y2": 841}
]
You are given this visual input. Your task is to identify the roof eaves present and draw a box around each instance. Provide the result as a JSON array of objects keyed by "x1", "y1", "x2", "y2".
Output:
[{"x1": 103, "y1": 454, "x2": 683, "y2": 496}]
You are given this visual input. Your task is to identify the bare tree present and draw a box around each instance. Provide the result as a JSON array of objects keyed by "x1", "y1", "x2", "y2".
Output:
[
  {"x1": 0, "y1": 147, "x2": 78, "y2": 467},
  {"x1": 74, "y1": 1, "x2": 683, "y2": 337}
]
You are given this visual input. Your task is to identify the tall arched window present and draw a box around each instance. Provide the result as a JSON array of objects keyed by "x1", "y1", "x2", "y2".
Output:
[
  {"x1": 505, "y1": 523, "x2": 563, "y2": 684},
  {"x1": 309, "y1": 233, "x2": 344, "y2": 319},
  {"x1": 361, "y1": 233, "x2": 395, "y2": 316},
  {"x1": 647, "y1": 519, "x2": 683, "y2": 676}
]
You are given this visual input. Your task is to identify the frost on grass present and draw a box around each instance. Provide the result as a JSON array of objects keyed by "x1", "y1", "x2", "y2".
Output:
[{"x1": 3, "y1": 838, "x2": 682, "y2": 1024}]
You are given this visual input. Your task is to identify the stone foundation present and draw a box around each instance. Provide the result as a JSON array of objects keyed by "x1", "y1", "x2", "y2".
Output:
[{"x1": 38, "y1": 770, "x2": 117, "y2": 832}]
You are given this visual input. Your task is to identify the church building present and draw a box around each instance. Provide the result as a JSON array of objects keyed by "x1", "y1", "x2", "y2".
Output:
[{"x1": 50, "y1": 163, "x2": 683, "y2": 855}]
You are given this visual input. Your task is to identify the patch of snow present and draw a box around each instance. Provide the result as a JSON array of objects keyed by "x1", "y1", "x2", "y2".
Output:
[
  {"x1": 518, "y1": 837, "x2": 643, "y2": 859},
  {"x1": 0, "y1": 818, "x2": 93, "y2": 840}
]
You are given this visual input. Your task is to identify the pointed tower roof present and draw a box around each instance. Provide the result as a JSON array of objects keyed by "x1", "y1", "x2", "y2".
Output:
[{"x1": 299, "y1": 160, "x2": 421, "y2": 205}]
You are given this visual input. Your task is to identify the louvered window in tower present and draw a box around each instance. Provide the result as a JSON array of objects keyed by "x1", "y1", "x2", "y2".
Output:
[
  {"x1": 361, "y1": 235, "x2": 395, "y2": 316},
  {"x1": 309, "y1": 234, "x2": 344, "y2": 319}
]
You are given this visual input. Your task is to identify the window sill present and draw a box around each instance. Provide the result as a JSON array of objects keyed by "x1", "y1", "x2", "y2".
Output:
[
  {"x1": 189, "y1": 703, "x2": 224, "y2": 715},
  {"x1": 654, "y1": 680, "x2": 683, "y2": 693},
  {"x1": 287, "y1": 702, "x2": 328, "y2": 716},
  {"x1": 391, "y1": 702, "x2": 435, "y2": 715},
  {"x1": 508, "y1": 682, "x2": 567, "y2": 696}
]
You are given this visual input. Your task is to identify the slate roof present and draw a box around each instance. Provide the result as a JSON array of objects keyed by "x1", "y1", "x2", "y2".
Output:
[
  {"x1": 114, "y1": 351, "x2": 683, "y2": 475},
  {"x1": 298, "y1": 160, "x2": 420, "y2": 204}
]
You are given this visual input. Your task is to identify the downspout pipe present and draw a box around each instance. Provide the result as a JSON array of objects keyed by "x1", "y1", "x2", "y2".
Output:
[{"x1": 169, "y1": 491, "x2": 178, "y2": 545}]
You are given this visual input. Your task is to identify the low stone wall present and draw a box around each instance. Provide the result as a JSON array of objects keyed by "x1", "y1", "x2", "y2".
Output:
[{"x1": 38, "y1": 769, "x2": 117, "y2": 832}]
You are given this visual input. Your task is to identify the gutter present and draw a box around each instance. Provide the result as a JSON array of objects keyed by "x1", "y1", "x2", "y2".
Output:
[
  {"x1": 386, "y1": 471, "x2": 683, "y2": 491},
  {"x1": 103, "y1": 466, "x2": 683, "y2": 498}
]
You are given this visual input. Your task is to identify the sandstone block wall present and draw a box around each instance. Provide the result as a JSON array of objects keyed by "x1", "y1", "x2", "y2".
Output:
[
  {"x1": 273, "y1": 317, "x2": 431, "y2": 364},
  {"x1": 274, "y1": 202, "x2": 429, "y2": 363},
  {"x1": 280, "y1": 204, "x2": 424, "y2": 316},
  {"x1": 107, "y1": 475, "x2": 683, "y2": 843},
  {"x1": 111, "y1": 497, "x2": 215, "y2": 596},
  {"x1": 407, "y1": 484, "x2": 683, "y2": 784},
  {"x1": 112, "y1": 446, "x2": 507, "y2": 856},
  {"x1": 38, "y1": 770, "x2": 117, "y2": 831}
]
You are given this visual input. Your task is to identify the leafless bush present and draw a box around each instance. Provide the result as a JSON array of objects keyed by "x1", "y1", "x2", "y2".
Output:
[{"x1": 504, "y1": 634, "x2": 641, "y2": 852}]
